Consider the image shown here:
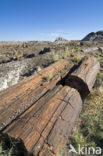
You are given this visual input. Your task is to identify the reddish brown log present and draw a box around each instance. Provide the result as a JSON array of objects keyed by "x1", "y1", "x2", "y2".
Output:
[
  {"x1": 0, "y1": 59, "x2": 69, "y2": 106},
  {"x1": 65, "y1": 55, "x2": 100, "y2": 99},
  {"x1": 0, "y1": 75, "x2": 60, "y2": 131},
  {"x1": 3, "y1": 86, "x2": 82, "y2": 155},
  {"x1": 0, "y1": 59, "x2": 69, "y2": 131}
]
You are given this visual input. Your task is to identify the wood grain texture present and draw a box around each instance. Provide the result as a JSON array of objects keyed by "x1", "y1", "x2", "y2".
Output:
[
  {"x1": 0, "y1": 59, "x2": 69, "y2": 131},
  {"x1": 0, "y1": 56, "x2": 100, "y2": 156},
  {"x1": 0, "y1": 59, "x2": 68, "y2": 105},
  {"x1": 3, "y1": 86, "x2": 82, "y2": 155}
]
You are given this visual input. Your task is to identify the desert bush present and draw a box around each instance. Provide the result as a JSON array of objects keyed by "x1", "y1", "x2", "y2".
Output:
[
  {"x1": 42, "y1": 73, "x2": 53, "y2": 82},
  {"x1": 62, "y1": 47, "x2": 70, "y2": 59},
  {"x1": 52, "y1": 47, "x2": 74, "y2": 62},
  {"x1": 52, "y1": 53, "x2": 61, "y2": 62},
  {"x1": 94, "y1": 71, "x2": 103, "y2": 87},
  {"x1": 91, "y1": 50, "x2": 103, "y2": 59},
  {"x1": 72, "y1": 54, "x2": 84, "y2": 63}
]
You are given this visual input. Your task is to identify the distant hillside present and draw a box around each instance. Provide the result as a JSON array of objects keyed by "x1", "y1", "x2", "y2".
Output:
[
  {"x1": 82, "y1": 31, "x2": 103, "y2": 41},
  {"x1": 55, "y1": 37, "x2": 68, "y2": 42}
]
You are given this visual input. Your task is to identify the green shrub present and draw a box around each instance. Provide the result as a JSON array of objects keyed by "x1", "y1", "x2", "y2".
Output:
[
  {"x1": 62, "y1": 47, "x2": 70, "y2": 59},
  {"x1": 72, "y1": 54, "x2": 84, "y2": 63},
  {"x1": 52, "y1": 47, "x2": 75, "y2": 62},
  {"x1": 42, "y1": 73, "x2": 53, "y2": 82},
  {"x1": 53, "y1": 53, "x2": 60, "y2": 62}
]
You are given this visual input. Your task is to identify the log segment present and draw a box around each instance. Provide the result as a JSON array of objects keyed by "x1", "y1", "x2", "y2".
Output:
[
  {"x1": 0, "y1": 59, "x2": 69, "y2": 105},
  {"x1": 0, "y1": 59, "x2": 69, "y2": 131},
  {"x1": 65, "y1": 55, "x2": 100, "y2": 99},
  {"x1": 3, "y1": 86, "x2": 82, "y2": 155},
  {"x1": 0, "y1": 56, "x2": 100, "y2": 156}
]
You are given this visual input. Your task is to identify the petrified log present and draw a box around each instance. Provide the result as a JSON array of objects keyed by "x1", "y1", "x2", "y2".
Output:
[
  {"x1": 3, "y1": 86, "x2": 82, "y2": 155},
  {"x1": 0, "y1": 59, "x2": 68, "y2": 105},
  {"x1": 0, "y1": 56, "x2": 100, "y2": 156},
  {"x1": 0, "y1": 59, "x2": 69, "y2": 131},
  {"x1": 81, "y1": 47, "x2": 98, "y2": 53},
  {"x1": 65, "y1": 55, "x2": 100, "y2": 99}
]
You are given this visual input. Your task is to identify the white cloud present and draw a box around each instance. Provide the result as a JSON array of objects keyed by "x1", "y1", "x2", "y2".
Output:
[
  {"x1": 40, "y1": 32, "x2": 59, "y2": 37},
  {"x1": 39, "y1": 30, "x2": 82, "y2": 41}
]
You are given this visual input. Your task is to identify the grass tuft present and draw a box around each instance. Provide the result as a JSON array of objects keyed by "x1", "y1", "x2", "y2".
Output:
[{"x1": 70, "y1": 86, "x2": 103, "y2": 153}]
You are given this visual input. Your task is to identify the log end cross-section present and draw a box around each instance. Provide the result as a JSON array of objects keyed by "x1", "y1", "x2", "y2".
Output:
[{"x1": 65, "y1": 55, "x2": 100, "y2": 99}]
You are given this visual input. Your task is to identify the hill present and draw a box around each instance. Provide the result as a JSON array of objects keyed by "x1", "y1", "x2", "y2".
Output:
[{"x1": 82, "y1": 31, "x2": 103, "y2": 41}]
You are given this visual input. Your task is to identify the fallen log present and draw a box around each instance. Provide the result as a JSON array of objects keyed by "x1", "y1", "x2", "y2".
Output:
[
  {"x1": 0, "y1": 75, "x2": 60, "y2": 131},
  {"x1": 81, "y1": 47, "x2": 98, "y2": 53},
  {"x1": 3, "y1": 86, "x2": 82, "y2": 155},
  {"x1": 0, "y1": 59, "x2": 69, "y2": 106},
  {"x1": 65, "y1": 55, "x2": 100, "y2": 99},
  {"x1": 0, "y1": 59, "x2": 70, "y2": 131},
  {"x1": 0, "y1": 56, "x2": 100, "y2": 156}
]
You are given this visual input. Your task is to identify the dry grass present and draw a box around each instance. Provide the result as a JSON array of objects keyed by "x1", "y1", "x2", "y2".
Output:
[
  {"x1": 52, "y1": 46, "x2": 74, "y2": 62},
  {"x1": 70, "y1": 86, "x2": 103, "y2": 154}
]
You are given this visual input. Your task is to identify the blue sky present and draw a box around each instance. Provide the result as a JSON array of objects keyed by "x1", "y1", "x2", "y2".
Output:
[{"x1": 0, "y1": 0, "x2": 103, "y2": 41}]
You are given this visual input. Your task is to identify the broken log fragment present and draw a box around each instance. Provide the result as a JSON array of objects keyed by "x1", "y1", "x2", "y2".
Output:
[
  {"x1": 3, "y1": 86, "x2": 82, "y2": 155},
  {"x1": 0, "y1": 59, "x2": 69, "y2": 131},
  {"x1": 0, "y1": 56, "x2": 100, "y2": 156},
  {"x1": 0, "y1": 75, "x2": 61, "y2": 131},
  {"x1": 65, "y1": 55, "x2": 100, "y2": 99},
  {"x1": 0, "y1": 59, "x2": 69, "y2": 106}
]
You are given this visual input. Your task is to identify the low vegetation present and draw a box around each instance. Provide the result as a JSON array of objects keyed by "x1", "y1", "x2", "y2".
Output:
[
  {"x1": 52, "y1": 46, "x2": 74, "y2": 62},
  {"x1": 71, "y1": 54, "x2": 84, "y2": 63},
  {"x1": 42, "y1": 73, "x2": 53, "y2": 82},
  {"x1": 68, "y1": 51, "x2": 103, "y2": 155},
  {"x1": 70, "y1": 86, "x2": 103, "y2": 155}
]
